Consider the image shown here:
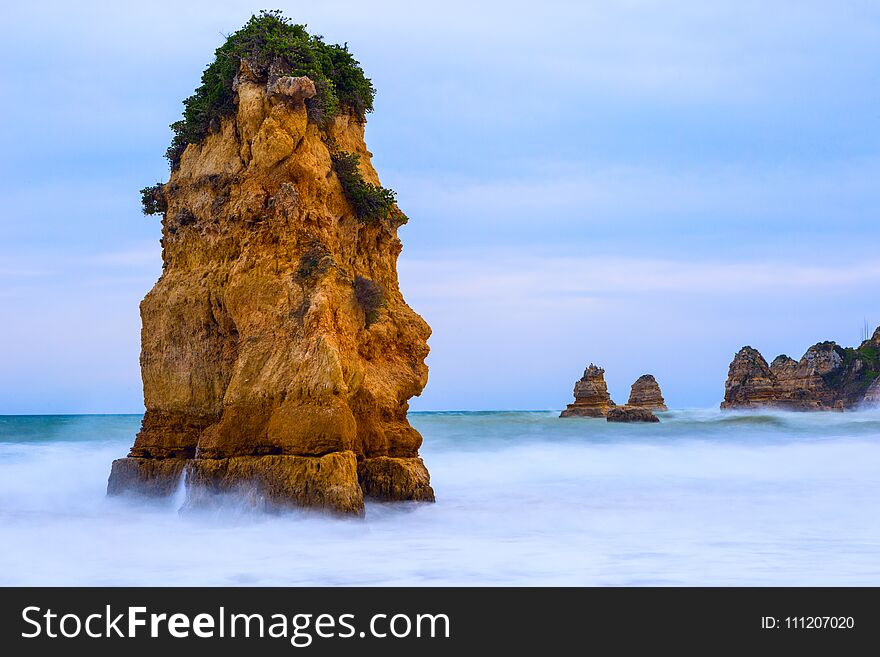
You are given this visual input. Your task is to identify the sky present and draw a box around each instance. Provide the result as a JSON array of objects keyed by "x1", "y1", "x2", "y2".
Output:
[{"x1": 1, "y1": 0, "x2": 879, "y2": 413}]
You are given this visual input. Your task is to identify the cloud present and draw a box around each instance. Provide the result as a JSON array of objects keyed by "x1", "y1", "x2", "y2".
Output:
[
  {"x1": 389, "y1": 157, "x2": 880, "y2": 263},
  {"x1": 1, "y1": 1, "x2": 878, "y2": 412},
  {"x1": 394, "y1": 157, "x2": 880, "y2": 222}
]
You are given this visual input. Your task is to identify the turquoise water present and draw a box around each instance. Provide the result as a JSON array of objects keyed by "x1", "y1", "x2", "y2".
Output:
[{"x1": 1, "y1": 409, "x2": 880, "y2": 585}]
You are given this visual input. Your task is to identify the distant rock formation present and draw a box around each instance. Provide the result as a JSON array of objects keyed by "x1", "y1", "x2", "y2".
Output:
[
  {"x1": 560, "y1": 365, "x2": 616, "y2": 417},
  {"x1": 626, "y1": 374, "x2": 667, "y2": 411},
  {"x1": 607, "y1": 407, "x2": 660, "y2": 423},
  {"x1": 721, "y1": 326, "x2": 880, "y2": 411},
  {"x1": 863, "y1": 378, "x2": 880, "y2": 407}
]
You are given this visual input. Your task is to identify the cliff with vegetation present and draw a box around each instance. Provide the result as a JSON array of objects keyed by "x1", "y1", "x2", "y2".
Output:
[
  {"x1": 107, "y1": 12, "x2": 434, "y2": 514},
  {"x1": 721, "y1": 326, "x2": 880, "y2": 411}
]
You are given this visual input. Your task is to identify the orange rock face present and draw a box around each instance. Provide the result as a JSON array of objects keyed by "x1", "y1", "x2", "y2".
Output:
[
  {"x1": 626, "y1": 374, "x2": 667, "y2": 411},
  {"x1": 107, "y1": 69, "x2": 434, "y2": 514},
  {"x1": 560, "y1": 364, "x2": 616, "y2": 417},
  {"x1": 721, "y1": 327, "x2": 880, "y2": 411},
  {"x1": 720, "y1": 347, "x2": 779, "y2": 409}
]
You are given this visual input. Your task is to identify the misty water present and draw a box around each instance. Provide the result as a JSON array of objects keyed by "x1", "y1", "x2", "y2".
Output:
[{"x1": 1, "y1": 410, "x2": 880, "y2": 586}]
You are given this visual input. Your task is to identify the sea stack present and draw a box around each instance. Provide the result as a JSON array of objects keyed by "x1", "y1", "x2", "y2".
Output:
[
  {"x1": 626, "y1": 374, "x2": 668, "y2": 411},
  {"x1": 721, "y1": 326, "x2": 880, "y2": 411},
  {"x1": 107, "y1": 13, "x2": 434, "y2": 514},
  {"x1": 560, "y1": 364, "x2": 616, "y2": 417}
]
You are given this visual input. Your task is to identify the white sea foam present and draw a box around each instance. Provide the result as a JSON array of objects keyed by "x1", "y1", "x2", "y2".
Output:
[{"x1": 1, "y1": 410, "x2": 880, "y2": 585}]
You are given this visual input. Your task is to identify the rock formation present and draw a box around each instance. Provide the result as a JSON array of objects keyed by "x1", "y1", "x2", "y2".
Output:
[
  {"x1": 721, "y1": 326, "x2": 880, "y2": 411},
  {"x1": 107, "y1": 15, "x2": 433, "y2": 515},
  {"x1": 560, "y1": 365, "x2": 616, "y2": 417},
  {"x1": 626, "y1": 374, "x2": 667, "y2": 411},
  {"x1": 607, "y1": 407, "x2": 660, "y2": 423}
]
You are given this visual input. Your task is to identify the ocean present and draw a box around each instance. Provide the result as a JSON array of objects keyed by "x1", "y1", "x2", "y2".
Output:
[{"x1": 1, "y1": 410, "x2": 879, "y2": 586}]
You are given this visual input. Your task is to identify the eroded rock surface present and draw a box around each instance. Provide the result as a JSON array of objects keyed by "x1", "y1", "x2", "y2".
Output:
[
  {"x1": 626, "y1": 374, "x2": 667, "y2": 411},
  {"x1": 560, "y1": 364, "x2": 616, "y2": 417},
  {"x1": 864, "y1": 377, "x2": 880, "y2": 406}
]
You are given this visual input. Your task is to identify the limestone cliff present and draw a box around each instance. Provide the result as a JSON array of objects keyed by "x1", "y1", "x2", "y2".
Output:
[
  {"x1": 626, "y1": 374, "x2": 667, "y2": 411},
  {"x1": 560, "y1": 365, "x2": 616, "y2": 417},
  {"x1": 721, "y1": 326, "x2": 880, "y2": 411},
  {"x1": 108, "y1": 18, "x2": 433, "y2": 514}
]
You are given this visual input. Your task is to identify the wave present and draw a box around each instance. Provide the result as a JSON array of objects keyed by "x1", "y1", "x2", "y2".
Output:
[{"x1": 3, "y1": 411, "x2": 880, "y2": 585}]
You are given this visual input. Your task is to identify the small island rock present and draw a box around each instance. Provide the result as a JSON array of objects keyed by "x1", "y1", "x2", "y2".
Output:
[
  {"x1": 560, "y1": 364, "x2": 616, "y2": 418},
  {"x1": 626, "y1": 374, "x2": 668, "y2": 411},
  {"x1": 606, "y1": 407, "x2": 660, "y2": 423}
]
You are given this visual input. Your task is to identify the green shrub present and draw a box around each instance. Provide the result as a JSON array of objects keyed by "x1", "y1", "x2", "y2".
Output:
[
  {"x1": 297, "y1": 242, "x2": 331, "y2": 279},
  {"x1": 165, "y1": 10, "x2": 375, "y2": 168},
  {"x1": 354, "y1": 275, "x2": 385, "y2": 327},
  {"x1": 330, "y1": 148, "x2": 398, "y2": 222},
  {"x1": 140, "y1": 184, "x2": 166, "y2": 215},
  {"x1": 858, "y1": 343, "x2": 879, "y2": 364}
]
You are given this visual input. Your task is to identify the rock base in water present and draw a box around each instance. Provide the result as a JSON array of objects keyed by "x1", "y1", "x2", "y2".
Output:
[
  {"x1": 607, "y1": 407, "x2": 660, "y2": 423},
  {"x1": 108, "y1": 452, "x2": 434, "y2": 516},
  {"x1": 357, "y1": 456, "x2": 435, "y2": 502},
  {"x1": 107, "y1": 458, "x2": 186, "y2": 497},
  {"x1": 184, "y1": 453, "x2": 364, "y2": 515},
  {"x1": 559, "y1": 406, "x2": 608, "y2": 418}
]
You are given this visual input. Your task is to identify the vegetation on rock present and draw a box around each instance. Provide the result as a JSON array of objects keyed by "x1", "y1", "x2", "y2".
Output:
[
  {"x1": 165, "y1": 10, "x2": 375, "y2": 168},
  {"x1": 825, "y1": 344, "x2": 880, "y2": 391},
  {"x1": 354, "y1": 275, "x2": 385, "y2": 327},
  {"x1": 330, "y1": 148, "x2": 398, "y2": 223},
  {"x1": 140, "y1": 184, "x2": 165, "y2": 215}
]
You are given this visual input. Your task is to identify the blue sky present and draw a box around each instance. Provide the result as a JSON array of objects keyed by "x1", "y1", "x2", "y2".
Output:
[{"x1": 1, "y1": 0, "x2": 879, "y2": 412}]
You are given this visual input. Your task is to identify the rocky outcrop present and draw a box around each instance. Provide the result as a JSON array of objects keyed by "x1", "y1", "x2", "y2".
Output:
[
  {"x1": 560, "y1": 365, "x2": 616, "y2": 417},
  {"x1": 720, "y1": 347, "x2": 779, "y2": 408},
  {"x1": 721, "y1": 326, "x2": 880, "y2": 411},
  {"x1": 864, "y1": 377, "x2": 880, "y2": 407},
  {"x1": 626, "y1": 374, "x2": 667, "y2": 411},
  {"x1": 108, "y1": 47, "x2": 433, "y2": 513},
  {"x1": 607, "y1": 407, "x2": 660, "y2": 423}
]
